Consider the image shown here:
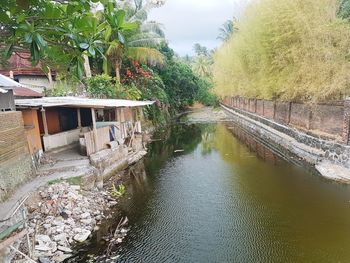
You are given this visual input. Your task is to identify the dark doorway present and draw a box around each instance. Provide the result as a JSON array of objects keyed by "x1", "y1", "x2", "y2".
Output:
[{"x1": 59, "y1": 108, "x2": 78, "y2": 131}]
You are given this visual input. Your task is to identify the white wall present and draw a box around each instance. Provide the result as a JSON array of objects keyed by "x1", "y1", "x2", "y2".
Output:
[
  {"x1": 43, "y1": 128, "x2": 81, "y2": 151},
  {"x1": 18, "y1": 76, "x2": 52, "y2": 93}
]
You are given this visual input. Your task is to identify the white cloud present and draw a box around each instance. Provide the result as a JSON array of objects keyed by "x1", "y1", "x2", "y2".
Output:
[{"x1": 148, "y1": 0, "x2": 249, "y2": 56}]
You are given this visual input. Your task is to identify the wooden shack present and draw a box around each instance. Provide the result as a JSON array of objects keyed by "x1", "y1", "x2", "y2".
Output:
[{"x1": 15, "y1": 97, "x2": 154, "y2": 156}]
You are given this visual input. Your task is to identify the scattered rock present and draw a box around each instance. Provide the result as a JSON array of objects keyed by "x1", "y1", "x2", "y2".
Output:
[
  {"x1": 27, "y1": 181, "x2": 128, "y2": 262},
  {"x1": 73, "y1": 230, "x2": 91, "y2": 243},
  {"x1": 57, "y1": 245, "x2": 73, "y2": 253},
  {"x1": 52, "y1": 253, "x2": 72, "y2": 263},
  {"x1": 38, "y1": 257, "x2": 52, "y2": 263},
  {"x1": 81, "y1": 218, "x2": 93, "y2": 225},
  {"x1": 108, "y1": 201, "x2": 118, "y2": 206},
  {"x1": 80, "y1": 212, "x2": 90, "y2": 219}
]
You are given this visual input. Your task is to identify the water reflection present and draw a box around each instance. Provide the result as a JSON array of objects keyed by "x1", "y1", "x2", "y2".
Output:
[{"x1": 70, "y1": 123, "x2": 350, "y2": 263}]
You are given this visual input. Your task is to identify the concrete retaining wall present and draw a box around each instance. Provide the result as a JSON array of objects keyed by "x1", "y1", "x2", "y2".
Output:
[
  {"x1": 224, "y1": 97, "x2": 346, "y2": 142},
  {"x1": 221, "y1": 104, "x2": 350, "y2": 169},
  {"x1": 43, "y1": 128, "x2": 81, "y2": 151}
]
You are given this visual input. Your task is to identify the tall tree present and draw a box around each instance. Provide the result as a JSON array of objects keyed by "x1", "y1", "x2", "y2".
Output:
[
  {"x1": 217, "y1": 18, "x2": 238, "y2": 42},
  {"x1": 193, "y1": 43, "x2": 209, "y2": 57},
  {"x1": 338, "y1": 0, "x2": 350, "y2": 19},
  {"x1": 192, "y1": 55, "x2": 212, "y2": 79},
  {"x1": 0, "y1": 0, "x2": 108, "y2": 79},
  {"x1": 104, "y1": 0, "x2": 166, "y2": 81}
]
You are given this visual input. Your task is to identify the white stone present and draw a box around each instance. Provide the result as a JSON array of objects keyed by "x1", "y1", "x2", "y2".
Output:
[
  {"x1": 43, "y1": 224, "x2": 51, "y2": 229},
  {"x1": 57, "y1": 246, "x2": 73, "y2": 253},
  {"x1": 80, "y1": 212, "x2": 90, "y2": 219},
  {"x1": 73, "y1": 230, "x2": 91, "y2": 242},
  {"x1": 81, "y1": 218, "x2": 92, "y2": 225},
  {"x1": 52, "y1": 233, "x2": 67, "y2": 243},
  {"x1": 36, "y1": 235, "x2": 52, "y2": 243},
  {"x1": 35, "y1": 244, "x2": 52, "y2": 252}
]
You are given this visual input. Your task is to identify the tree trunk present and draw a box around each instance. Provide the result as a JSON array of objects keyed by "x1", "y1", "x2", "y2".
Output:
[
  {"x1": 115, "y1": 62, "x2": 121, "y2": 83},
  {"x1": 83, "y1": 54, "x2": 92, "y2": 78},
  {"x1": 47, "y1": 67, "x2": 53, "y2": 89}
]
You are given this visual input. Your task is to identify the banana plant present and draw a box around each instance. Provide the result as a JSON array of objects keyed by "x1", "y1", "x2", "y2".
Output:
[{"x1": 102, "y1": 8, "x2": 138, "y2": 81}]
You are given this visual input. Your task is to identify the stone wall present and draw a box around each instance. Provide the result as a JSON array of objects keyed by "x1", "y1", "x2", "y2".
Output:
[
  {"x1": 224, "y1": 97, "x2": 347, "y2": 142},
  {"x1": 221, "y1": 104, "x2": 350, "y2": 169},
  {"x1": 0, "y1": 111, "x2": 34, "y2": 202}
]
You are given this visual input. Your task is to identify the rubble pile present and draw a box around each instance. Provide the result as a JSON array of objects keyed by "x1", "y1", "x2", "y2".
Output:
[{"x1": 27, "y1": 182, "x2": 118, "y2": 262}]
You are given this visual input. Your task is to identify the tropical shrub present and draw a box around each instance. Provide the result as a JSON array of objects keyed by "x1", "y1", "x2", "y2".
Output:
[
  {"x1": 86, "y1": 74, "x2": 117, "y2": 98},
  {"x1": 196, "y1": 79, "x2": 219, "y2": 106},
  {"x1": 46, "y1": 80, "x2": 78, "y2": 97},
  {"x1": 121, "y1": 59, "x2": 169, "y2": 104}
]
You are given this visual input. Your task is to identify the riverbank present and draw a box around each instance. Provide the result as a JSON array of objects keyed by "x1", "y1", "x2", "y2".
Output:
[
  {"x1": 76, "y1": 120, "x2": 350, "y2": 262},
  {"x1": 182, "y1": 106, "x2": 228, "y2": 123},
  {"x1": 0, "y1": 161, "x2": 140, "y2": 263},
  {"x1": 221, "y1": 103, "x2": 350, "y2": 182},
  {"x1": 0, "y1": 129, "x2": 152, "y2": 262}
]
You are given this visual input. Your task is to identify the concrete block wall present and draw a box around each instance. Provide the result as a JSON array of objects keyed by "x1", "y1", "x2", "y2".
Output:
[
  {"x1": 225, "y1": 96, "x2": 347, "y2": 143},
  {"x1": 0, "y1": 112, "x2": 33, "y2": 202}
]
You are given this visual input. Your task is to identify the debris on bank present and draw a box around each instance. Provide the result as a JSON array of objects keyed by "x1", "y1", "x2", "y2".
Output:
[{"x1": 25, "y1": 182, "x2": 123, "y2": 263}]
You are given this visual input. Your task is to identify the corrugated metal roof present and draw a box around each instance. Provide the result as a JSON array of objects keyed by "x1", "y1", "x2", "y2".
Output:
[
  {"x1": 0, "y1": 87, "x2": 8, "y2": 93},
  {"x1": 0, "y1": 74, "x2": 43, "y2": 97},
  {"x1": 0, "y1": 73, "x2": 23, "y2": 87},
  {"x1": 15, "y1": 96, "x2": 155, "y2": 109}
]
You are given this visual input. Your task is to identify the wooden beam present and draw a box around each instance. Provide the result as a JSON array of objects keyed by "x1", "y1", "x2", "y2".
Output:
[
  {"x1": 114, "y1": 108, "x2": 119, "y2": 122},
  {"x1": 91, "y1": 108, "x2": 98, "y2": 153},
  {"x1": 77, "y1": 108, "x2": 82, "y2": 128},
  {"x1": 41, "y1": 108, "x2": 48, "y2": 136},
  {"x1": 120, "y1": 108, "x2": 125, "y2": 122},
  {"x1": 0, "y1": 229, "x2": 27, "y2": 251}
]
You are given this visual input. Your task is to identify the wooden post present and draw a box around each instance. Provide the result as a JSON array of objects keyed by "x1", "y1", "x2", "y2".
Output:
[
  {"x1": 262, "y1": 100, "x2": 265, "y2": 116},
  {"x1": 115, "y1": 108, "x2": 119, "y2": 122},
  {"x1": 91, "y1": 108, "x2": 98, "y2": 152},
  {"x1": 307, "y1": 107, "x2": 313, "y2": 130},
  {"x1": 77, "y1": 108, "x2": 82, "y2": 128},
  {"x1": 41, "y1": 108, "x2": 49, "y2": 136},
  {"x1": 343, "y1": 99, "x2": 350, "y2": 144},
  {"x1": 287, "y1": 102, "x2": 292, "y2": 124},
  {"x1": 120, "y1": 108, "x2": 125, "y2": 122}
]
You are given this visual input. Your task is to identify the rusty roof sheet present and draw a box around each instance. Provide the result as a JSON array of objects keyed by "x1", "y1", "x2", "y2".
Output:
[
  {"x1": 11, "y1": 87, "x2": 42, "y2": 97},
  {"x1": 0, "y1": 73, "x2": 43, "y2": 97},
  {"x1": 15, "y1": 96, "x2": 155, "y2": 109}
]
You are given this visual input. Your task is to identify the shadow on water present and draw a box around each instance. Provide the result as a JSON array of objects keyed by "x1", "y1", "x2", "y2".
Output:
[{"x1": 68, "y1": 123, "x2": 350, "y2": 263}]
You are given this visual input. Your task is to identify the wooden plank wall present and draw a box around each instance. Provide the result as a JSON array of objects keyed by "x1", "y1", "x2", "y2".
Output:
[
  {"x1": 84, "y1": 126, "x2": 110, "y2": 156},
  {"x1": 84, "y1": 121, "x2": 142, "y2": 156}
]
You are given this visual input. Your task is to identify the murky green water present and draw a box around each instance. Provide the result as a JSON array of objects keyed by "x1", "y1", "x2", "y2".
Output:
[{"x1": 72, "y1": 123, "x2": 350, "y2": 262}]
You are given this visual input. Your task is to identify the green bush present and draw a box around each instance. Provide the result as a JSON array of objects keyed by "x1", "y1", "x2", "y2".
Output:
[
  {"x1": 86, "y1": 74, "x2": 117, "y2": 98},
  {"x1": 46, "y1": 80, "x2": 78, "y2": 97}
]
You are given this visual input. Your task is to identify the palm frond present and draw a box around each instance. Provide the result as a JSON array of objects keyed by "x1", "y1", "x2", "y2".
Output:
[
  {"x1": 127, "y1": 47, "x2": 165, "y2": 66},
  {"x1": 141, "y1": 21, "x2": 165, "y2": 37},
  {"x1": 127, "y1": 32, "x2": 164, "y2": 47}
]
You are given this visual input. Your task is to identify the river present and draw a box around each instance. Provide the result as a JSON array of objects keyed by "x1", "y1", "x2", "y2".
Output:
[{"x1": 69, "y1": 121, "x2": 350, "y2": 263}]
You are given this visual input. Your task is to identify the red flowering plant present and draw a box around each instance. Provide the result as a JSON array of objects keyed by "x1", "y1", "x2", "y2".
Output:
[{"x1": 121, "y1": 58, "x2": 169, "y2": 106}]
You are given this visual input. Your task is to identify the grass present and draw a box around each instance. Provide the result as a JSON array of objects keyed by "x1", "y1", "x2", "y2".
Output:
[{"x1": 48, "y1": 176, "x2": 82, "y2": 186}]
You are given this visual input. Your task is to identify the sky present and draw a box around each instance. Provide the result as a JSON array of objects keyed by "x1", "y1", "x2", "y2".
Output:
[{"x1": 148, "y1": 0, "x2": 250, "y2": 56}]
